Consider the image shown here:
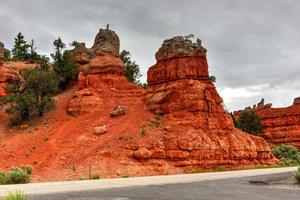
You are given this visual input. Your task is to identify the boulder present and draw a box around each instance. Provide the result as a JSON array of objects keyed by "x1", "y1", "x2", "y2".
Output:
[
  {"x1": 110, "y1": 105, "x2": 126, "y2": 117},
  {"x1": 94, "y1": 125, "x2": 107, "y2": 135}
]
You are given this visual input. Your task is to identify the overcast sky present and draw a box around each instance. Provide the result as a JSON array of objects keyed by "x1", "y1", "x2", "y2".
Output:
[{"x1": 0, "y1": 0, "x2": 299, "y2": 111}]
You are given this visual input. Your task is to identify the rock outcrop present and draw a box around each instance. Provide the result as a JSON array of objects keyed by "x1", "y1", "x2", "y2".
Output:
[
  {"x1": 236, "y1": 98, "x2": 300, "y2": 148},
  {"x1": 69, "y1": 25, "x2": 121, "y2": 75},
  {"x1": 137, "y1": 36, "x2": 277, "y2": 168}
]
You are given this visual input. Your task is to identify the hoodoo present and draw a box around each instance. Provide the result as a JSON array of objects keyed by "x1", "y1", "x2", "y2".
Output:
[
  {"x1": 67, "y1": 26, "x2": 142, "y2": 116},
  {"x1": 138, "y1": 36, "x2": 277, "y2": 168}
]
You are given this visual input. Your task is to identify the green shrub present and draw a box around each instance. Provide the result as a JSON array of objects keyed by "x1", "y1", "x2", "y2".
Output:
[
  {"x1": 8, "y1": 168, "x2": 30, "y2": 184},
  {"x1": 272, "y1": 144, "x2": 300, "y2": 166},
  {"x1": 0, "y1": 166, "x2": 31, "y2": 185},
  {"x1": 1, "y1": 190, "x2": 27, "y2": 200},
  {"x1": 294, "y1": 167, "x2": 300, "y2": 184},
  {"x1": 91, "y1": 173, "x2": 100, "y2": 180}
]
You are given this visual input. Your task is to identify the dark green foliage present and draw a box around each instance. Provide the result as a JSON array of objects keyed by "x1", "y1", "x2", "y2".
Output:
[
  {"x1": 22, "y1": 68, "x2": 58, "y2": 116},
  {"x1": 237, "y1": 110, "x2": 263, "y2": 134},
  {"x1": 0, "y1": 166, "x2": 31, "y2": 185},
  {"x1": 209, "y1": 75, "x2": 216, "y2": 83},
  {"x1": 294, "y1": 167, "x2": 300, "y2": 183},
  {"x1": 230, "y1": 112, "x2": 239, "y2": 128},
  {"x1": 9, "y1": 33, "x2": 49, "y2": 63},
  {"x1": 5, "y1": 67, "x2": 58, "y2": 125},
  {"x1": 51, "y1": 38, "x2": 78, "y2": 90},
  {"x1": 11, "y1": 33, "x2": 30, "y2": 61},
  {"x1": 4, "y1": 48, "x2": 11, "y2": 61},
  {"x1": 272, "y1": 144, "x2": 300, "y2": 166},
  {"x1": 120, "y1": 50, "x2": 142, "y2": 84},
  {"x1": 69, "y1": 40, "x2": 79, "y2": 47}
]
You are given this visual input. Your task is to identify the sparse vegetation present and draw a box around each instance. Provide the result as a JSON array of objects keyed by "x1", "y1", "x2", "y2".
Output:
[
  {"x1": 1, "y1": 190, "x2": 28, "y2": 200},
  {"x1": 209, "y1": 75, "x2": 216, "y2": 83},
  {"x1": 0, "y1": 166, "x2": 32, "y2": 185},
  {"x1": 272, "y1": 144, "x2": 300, "y2": 166},
  {"x1": 237, "y1": 110, "x2": 262, "y2": 134},
  {"x1": 294, "y1": 167, "x2": 300, "y2": 184},
  {"x1": 120, "y1": 50, "x2": 142, "y2": 85}
]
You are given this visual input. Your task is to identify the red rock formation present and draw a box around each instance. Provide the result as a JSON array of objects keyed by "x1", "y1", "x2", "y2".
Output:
[
  {"x1": 137, "y1": 36, "x2": 277, "y2": 168},
  {"x1": 67, "y1": 27, "x2": 141, "y2": 116},
  {"x1": 236, "y1": 98, "x2": 300, "y2": 148}
]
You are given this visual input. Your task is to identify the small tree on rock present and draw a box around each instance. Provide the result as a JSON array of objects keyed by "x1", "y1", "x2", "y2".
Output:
[{"x1": 11, "y1": 32, "x2": 30, "y2": 61}]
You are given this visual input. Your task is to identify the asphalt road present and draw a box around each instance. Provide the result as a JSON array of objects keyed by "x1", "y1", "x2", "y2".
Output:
[
  {"x1": 29, "y1": 172, "x2": 300, "y2": 200},
  {"x1": 0, "y1": 167, "x2": 299, "y2": 200}
]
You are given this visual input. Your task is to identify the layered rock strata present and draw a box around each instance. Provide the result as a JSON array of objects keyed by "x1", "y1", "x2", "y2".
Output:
[{"x1": 236, "y1": 98, "x2": 300, "y2": 148}]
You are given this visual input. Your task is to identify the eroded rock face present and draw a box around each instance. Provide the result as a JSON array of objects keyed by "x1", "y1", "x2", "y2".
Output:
[
  {"x1": 148, "y1": 37, "x2": 208, "y2": 86},
  {"x1": 138, "y1": 36, "x2": 277, "y2": 167},
  {"x1": 236, "y1": 98, "x2": 300, "y2": 148}
]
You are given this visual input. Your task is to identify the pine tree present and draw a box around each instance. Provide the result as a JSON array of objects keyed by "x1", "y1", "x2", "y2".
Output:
[
  {"x1": 11, "y1": 32, "x2": 30, "y2": 61},
  {"x1": 120, "y1": 50, "x2": 142, "y2": 84},
  {"x1": 51, "y1": 38, "x2": 77, "y2": 90}
]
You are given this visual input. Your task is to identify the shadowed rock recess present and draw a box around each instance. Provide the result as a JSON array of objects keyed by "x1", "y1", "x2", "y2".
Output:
[{"x1": 236, "y1": 98, "x2": 300, "y2": 148}]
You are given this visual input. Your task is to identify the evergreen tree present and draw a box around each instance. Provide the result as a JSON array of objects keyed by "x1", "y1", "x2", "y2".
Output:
[
  {"x1": 120, "y1": 50, "x2": 142, "y2": 84},
  {"x1": 51, "y1": 38, "x2": 77, "y2": 90},
  {"x1": 11, "y1": 32, "x2": 30, "y2": 61},
  {"x1": 4, "y1": 48, "x2": 11, "y2": 61},
  {"x1": 237, "y1": 110, "x2": 263, "y2": 134}
]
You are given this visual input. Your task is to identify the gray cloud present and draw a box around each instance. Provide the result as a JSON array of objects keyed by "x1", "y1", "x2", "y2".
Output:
[{"x1": 0, "y1": 0, "x2": 299, "y2": 110}]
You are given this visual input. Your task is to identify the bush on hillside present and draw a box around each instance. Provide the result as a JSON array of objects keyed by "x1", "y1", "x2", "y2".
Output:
[{"x1": 272, "y1": 144, "x2": 300, "y2": 166}]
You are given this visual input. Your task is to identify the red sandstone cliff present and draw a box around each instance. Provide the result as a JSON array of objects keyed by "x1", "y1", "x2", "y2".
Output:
[{"x1": 236, "y1": 98, "x2": 300, "y2": 148}]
